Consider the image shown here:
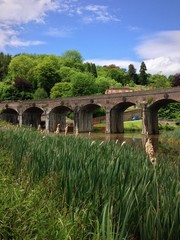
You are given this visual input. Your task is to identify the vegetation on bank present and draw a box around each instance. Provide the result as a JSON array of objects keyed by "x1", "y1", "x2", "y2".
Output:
[
  {"x1": 94, "y1": 119, "x2": 179, "y2": 132},
  {"x1": 0, "y1": 125, "x2": 179, "y2": 239}
]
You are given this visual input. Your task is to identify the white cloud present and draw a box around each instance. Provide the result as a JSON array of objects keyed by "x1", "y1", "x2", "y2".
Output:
[
  {"x1": 145, "y1": 57, "x2": 180, "y2": 76},
  {"x1": 77, "y1": 5, "x2": 120, "y2": 23},
  {"x1": 135, "y1": 30, "x2": 180, "y2": 75},
  {"x1": 0, "y1": 0, "x2": 59, "y2": 25},
  {"x1": 0, "y1": 0, "x2": 59, "y2": 51},
  {"x1": 57, "y1": 2, "x2": 120, "y2": 23},
  {"x1": 0, "y1": 26, "x2": 45, "y2": 50},
  {"x1": 85, "y1": 57, "x2": 180, "y2": 76},
  {"x1": 0, "y1": 0, "x2": 119, "y2": 51},
  {"x1": 136, "y1": 31, "x2": 180, "y2": 59}
]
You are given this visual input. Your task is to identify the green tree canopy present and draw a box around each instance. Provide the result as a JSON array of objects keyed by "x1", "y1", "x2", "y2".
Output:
[
  {"x1": 59, "y1": 66, "x2": 77, "y2": 82},
  {"x1": 139, "y1": 62, "x2": 148, "y2": 85},
  {"x1": 33, "y1": 88, "x2": 48, "y2": 100},
  {"x1": 84, "y1": 62, "x2": 98, "y2": 78},
  {"x1": 128, "y1": 64, "x2": 138, "y2": 84},
  {"x1": 172, "y1": 73, "x2": 180, "y2": 87},
  {"x1": 8, "y1": 54, "x2": 36, "y2": 81},
  {"x1": 50, "y1": 82, "x2": 71, "y2": 98},
  {"x1": 0, "y1": 52, "x2": 11, "y2": 81},
  {"x1": 61, "y1": 50, "x2": 83, "y2": 63},
  {"x1": 95, "y1": 76, "x2": 122, "y2": 94},
  {"x1": 71, "y1": 72, "x2": 96, "y2": 96},
  {"x1": 148, "y1": 74, "x2": 171, "y2": 88},
  {"x1": 33, "y1": 56, "x2": 61, "y2": 95},
  {"x1": 0, "y1": 81, "x2": 18, "y2": 100}
]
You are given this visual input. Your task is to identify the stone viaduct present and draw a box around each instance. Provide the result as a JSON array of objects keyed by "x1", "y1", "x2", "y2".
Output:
[{"x1": 0, "y1": 87, "x2": 179, "y2": 135}]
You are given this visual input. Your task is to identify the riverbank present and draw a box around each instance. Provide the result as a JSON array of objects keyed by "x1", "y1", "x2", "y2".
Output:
[{"x1": 94, "y1": 119, "x2": 179, "y2": 132}]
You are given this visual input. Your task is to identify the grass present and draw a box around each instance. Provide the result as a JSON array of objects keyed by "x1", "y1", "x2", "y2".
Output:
[
  {"x1": 0, "y1": 124, "x2": 179, "y2": 239},
  {"x1": 94, "y1": 120, "x2": 142, "y2": 132}
]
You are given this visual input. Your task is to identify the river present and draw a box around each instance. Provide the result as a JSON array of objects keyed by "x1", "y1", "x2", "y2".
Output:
[{"x1": 77, "y1": 131, "x2": 180, "y2": 162}]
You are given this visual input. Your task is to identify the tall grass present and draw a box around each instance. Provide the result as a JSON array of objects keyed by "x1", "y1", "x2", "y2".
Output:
[{"x1": 0, "y1": 125, "x2": 179, "y2": 239}]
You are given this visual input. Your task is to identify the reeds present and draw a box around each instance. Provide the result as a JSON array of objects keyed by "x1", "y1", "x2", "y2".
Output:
[{"x1": 0, "y1": 125, "x2": 179, "y2": 239}]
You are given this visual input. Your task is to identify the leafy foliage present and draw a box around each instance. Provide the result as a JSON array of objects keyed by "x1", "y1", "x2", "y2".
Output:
[
  {"x1": 139, "y1": 61, "x2": 148, "y2": 85},
  {"x1": 71, "y1": 72, "x2": 97, "y2": 96},
  {"x1": 33, "y1": 88, "x2": 48, "y2": 100},
  {"x1": 0, "y1": 50, "x2": 179, "y2": 102},
  {"x1": 50, "y1": 82, "x2": 71, "y2": 98},
  {"x1": 172, "y1": 73, "x2": 180, "y2": 87},
  {"x1": 0, "y1": 52, "x2": 11, "y2": 81},
  {"x1": 158, "y1": 102, "x2": 180, "y2": 120},
  {"x1": 148, "y1": 74, "x2": 171, "y2": 88},
  {"x1": 128, "y1": 64, "x2": 138, "y2": 84}
]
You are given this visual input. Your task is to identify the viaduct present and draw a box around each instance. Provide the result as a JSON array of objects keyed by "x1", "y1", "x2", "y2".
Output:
[{"x1": 0, "y1": 87, "x2": 179, "y2": 135}]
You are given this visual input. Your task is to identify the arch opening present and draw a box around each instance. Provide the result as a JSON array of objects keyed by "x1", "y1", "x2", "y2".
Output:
[
  {"x1": 22, "y1": 107, "x2": 44, "y2": 128},
  {"x1": 0, "y1": 108, "x2": 19, "y2": 124},
  {"x1": 49, "y1": 106, "x2": 73, "y2": 132},
  {"x1": 110, "y1": 102, "x2": 135, "y2": 133},
  {"x1": 77, "y1": 104, "x2": 104, "y2": 132},
  {"x1": 148, "y1": 99, "x2": 178, "y2": 134}
]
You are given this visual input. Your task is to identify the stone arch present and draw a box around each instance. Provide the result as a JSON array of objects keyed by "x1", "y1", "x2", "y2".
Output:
[
  {"x1": 49, "y1": 106, "x2": 73, "y2": 132},
  {"x1": 0, "y1": 108, "x2": 19, "y2": 124},
  {"x1": 147, "y1": 99, "x2": 178, "y2": 134},
  {"x1": 110, "y1": 102, "x2": 135, "y2": 133},
  {"x1": 77, "y1": 103, "x2": 104, "y2": 132},
  {"x1": 22, "y1": 107, "x2": 44, "y2": 128}
]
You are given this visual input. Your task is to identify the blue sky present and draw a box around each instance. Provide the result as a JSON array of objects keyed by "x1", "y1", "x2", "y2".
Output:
[{"x1": 0, "y1": 0, "x2": 180, "y2": 75}]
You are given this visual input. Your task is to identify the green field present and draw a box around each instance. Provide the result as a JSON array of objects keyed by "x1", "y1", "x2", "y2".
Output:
[{"x1": 94, "y1": 120, "x2": 142, "y2": 131}]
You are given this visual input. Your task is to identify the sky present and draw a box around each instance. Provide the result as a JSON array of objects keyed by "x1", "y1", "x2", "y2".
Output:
[{"x1": 0, "y1": 0, "x2": 180, "y2": 76}]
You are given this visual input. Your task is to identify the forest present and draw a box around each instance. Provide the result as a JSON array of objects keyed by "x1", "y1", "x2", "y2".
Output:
[{"x1": 0, "y1": 50, "x2": 180, "y2": 120}]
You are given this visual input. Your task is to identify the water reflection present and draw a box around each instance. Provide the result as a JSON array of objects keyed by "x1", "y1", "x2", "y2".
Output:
[
  {"x1": 79, "y1": 132, "x2": 159, "y2": 151},
  {"x1": 78, "y1": 132, "x2": 178, "y2": 162}
]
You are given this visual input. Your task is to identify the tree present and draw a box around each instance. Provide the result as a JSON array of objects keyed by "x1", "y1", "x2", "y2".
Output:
[
  {"x1": 8, "y1": 54, "x2": 36, "y2": 81},
  {"x1": 85, "y1": 62, "x2": 98, "y2": 78},
  {"x1": 0, "y1": 81, "x2": 18, "y2": 100},
  {"x1": 13, "y1": 77, "x2": 33, "y2": 100},
  {"x1": 172, "y1": 73, "x2": 180, "y2": 87},
  {"x1": 95, "y1": 76, "x2": 122, "y2": 94},
  {"x1": 148, "y1": 74, "x2": 171, "y2": 88},
  {"x1": 59, "y1": 66, "x2": 77, "y2": 82},
  {"x1": 60, "y1": 50, "x2": 84, "y2": 71},
  {"x1": 33, "y1": 56, "x2": 61, "y2": 95},
  {"x1": 128, "y1": 64, "x2": 138, "y2": 84},
  {"x1": 106, "y1": 67, "x2": 127, "y2": 85},
  {"x1": 71, "y1": 72, "x2": 96, "y2": 96},
  {"x1": 14, "y1": 77, "x2": 32, "y2": 92},
  {"x1": 61, "y1": 50, "x2": 83, "y2": 63},
  {"x1": 50, "y1": 82, "x2": 71, "y2": 98},
  {"x1": 139, "y1": 62, "x2": 148, "y2": 85},
  {"x1": 0, "y1": 52, "x2": 11, "y2": 81},
  {"x1": 158, "y1": 103, "x2": 180, "y2": 120},
  {"x1": 33, "y1": 88, "x2": 48, "y2": 100}
]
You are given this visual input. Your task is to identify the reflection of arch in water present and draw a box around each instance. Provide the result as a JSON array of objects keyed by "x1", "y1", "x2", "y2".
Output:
[
  {"x1": 0, "y1": 108, "x2": 19, "y2": 124},
  {"x1": 22, "y1": 107, "x2": 44, "y2": 128}
]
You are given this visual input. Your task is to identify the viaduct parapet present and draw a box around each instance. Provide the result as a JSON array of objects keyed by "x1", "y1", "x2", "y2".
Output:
[{"x1": 0, "y1": 87, "x2": 180, "y2": 135}]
